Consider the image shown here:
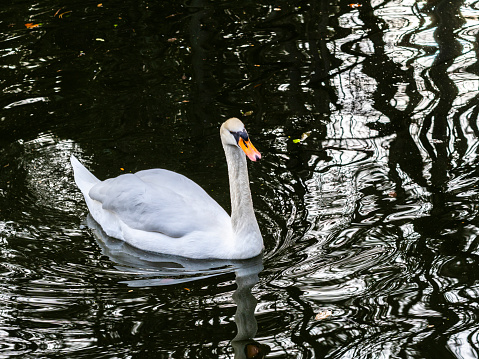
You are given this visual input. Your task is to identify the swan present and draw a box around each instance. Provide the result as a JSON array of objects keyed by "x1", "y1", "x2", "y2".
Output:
[{"x1": 71, "y1": 118, "x2": 263, "y2": 259}]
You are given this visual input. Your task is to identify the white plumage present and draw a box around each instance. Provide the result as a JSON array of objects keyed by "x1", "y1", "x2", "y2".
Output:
[{"x1": 71, "y1": 118, "x2": 263, "y2": 259}]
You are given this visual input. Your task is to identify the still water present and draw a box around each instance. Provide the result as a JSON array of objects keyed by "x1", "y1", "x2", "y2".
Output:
[{"x1": 1, "y1": 0, "x2": 479, "y2": 357}]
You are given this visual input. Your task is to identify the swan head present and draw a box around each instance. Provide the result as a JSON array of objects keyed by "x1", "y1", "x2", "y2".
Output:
[{"x1": 220, "y1": 118, "x2": 261, "y2": 162}]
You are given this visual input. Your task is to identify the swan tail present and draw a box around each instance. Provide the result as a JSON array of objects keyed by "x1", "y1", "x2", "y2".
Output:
[{"x1": 70, "y1": 155, "x2": 100, "y2": 197}]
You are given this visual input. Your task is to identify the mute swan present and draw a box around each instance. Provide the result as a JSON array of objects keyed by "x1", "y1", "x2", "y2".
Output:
[{"x1": 71, "y1": 118, "x2": 263, "y2": 259}]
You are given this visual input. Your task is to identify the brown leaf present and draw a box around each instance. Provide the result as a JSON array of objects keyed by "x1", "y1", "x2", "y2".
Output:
[{"x1": 315, "y1": 310, "x2": 332, "y2": 320}]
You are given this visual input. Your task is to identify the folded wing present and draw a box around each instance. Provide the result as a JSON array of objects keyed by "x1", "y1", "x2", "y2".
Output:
[{"x1": 88, "y1": 169, "x2": 231, "y2": 239}]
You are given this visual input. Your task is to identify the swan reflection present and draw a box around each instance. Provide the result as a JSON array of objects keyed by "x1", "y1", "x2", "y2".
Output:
[
  {"x1": 87, "y1": 215, "x2": 270, "y2": 357},
  {"x1": 232, "y1": 261, "x2": 270, "y2": 359}
]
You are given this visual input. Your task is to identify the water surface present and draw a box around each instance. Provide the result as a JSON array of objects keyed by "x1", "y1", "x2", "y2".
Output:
[{"x1": 1, "y1": 0, "x2": 479, "y2": 358}]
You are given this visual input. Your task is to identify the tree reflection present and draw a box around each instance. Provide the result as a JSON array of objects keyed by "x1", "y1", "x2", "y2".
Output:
[{"x1": 3, "y1": 0, "x2": 479, "y2": 357}]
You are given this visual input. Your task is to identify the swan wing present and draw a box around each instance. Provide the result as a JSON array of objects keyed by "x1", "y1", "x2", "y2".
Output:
[{"x1": 89, "y1": 169, "x2": 231, "y2": 238}]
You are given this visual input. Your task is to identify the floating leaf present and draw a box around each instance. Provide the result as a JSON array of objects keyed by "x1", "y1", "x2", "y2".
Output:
[
  {"x1": 242, "y1": 110, "x2": 254, "y2": 116},
  {"x1": 300, "y1": 131, "x2": 311, "y2": 141},
  {"x1": 165, "y1": 13, "x2": 183, "y2": 19},
  {"x1": 315, "y1": 310, "x2": 332, "y2": 320},
  {"x1": 25, "y1": 23, "x2": 40, "y2": 28},
  {"x1": 96, "y1": 38, "x2": 105, "y2": 42},
  {"x1": 246, "y1": 344, "x2": 261, "y2": 358},
  {"x1": 292, "y1": 131, "x2": 312, "y2": 144}
]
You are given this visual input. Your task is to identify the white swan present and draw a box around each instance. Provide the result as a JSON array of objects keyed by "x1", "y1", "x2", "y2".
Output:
[{"x1": 71, "y1": 118, "x2": 263, "y2": 259}]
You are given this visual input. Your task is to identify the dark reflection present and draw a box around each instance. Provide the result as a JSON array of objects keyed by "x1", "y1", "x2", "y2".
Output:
[
  {"x1": 3, "y1": 0, "x2": 479, "y2": 357},
  {"x1": 88, "y1": 214, "x2": 269, "y2": 356},
  {"x1": 232, "y1": 261, "x2": 270, "y2": 359}
]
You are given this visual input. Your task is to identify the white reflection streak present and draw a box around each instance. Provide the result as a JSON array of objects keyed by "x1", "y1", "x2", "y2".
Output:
[
  {"x1": 3, "y1": 96, "x2": 49, "y2": 109},
  {"x1": 448, "y1": 327, "x2": 479, "y2": 359},
  {"x1": 308, "y1": 0, "x2": 395, "y2": 248},
  {"x1": 450, "y1": 72, "x2": 479, "y2": 107},
  {"x1": 374, "y1": 0, "x2": 479, "y2": 177},
  {"x1": 458, "y1": 108, "x2": 479, "y2": 165}
]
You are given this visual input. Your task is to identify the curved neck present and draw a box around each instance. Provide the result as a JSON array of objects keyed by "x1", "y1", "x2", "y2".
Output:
[{"x1": 223, "y1": 144, "x2": 261, "y2": 240}]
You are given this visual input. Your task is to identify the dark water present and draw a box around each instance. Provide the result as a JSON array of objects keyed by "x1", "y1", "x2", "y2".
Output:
[{"x1": 1, "y1": 0, "x2": 479, "y2": 358}]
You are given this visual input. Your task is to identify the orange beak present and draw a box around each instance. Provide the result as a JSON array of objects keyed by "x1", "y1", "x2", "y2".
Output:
[{"x1": 239, "y1": 138, "x2": 261, "y2": 161}]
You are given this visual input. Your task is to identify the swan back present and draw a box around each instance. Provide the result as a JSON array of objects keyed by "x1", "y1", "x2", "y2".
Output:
[{"x1": 89, "y1": 169, "x2": 231, "y2": 238}]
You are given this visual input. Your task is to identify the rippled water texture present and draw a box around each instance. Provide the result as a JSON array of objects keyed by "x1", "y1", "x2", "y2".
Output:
[{"x1": 2, "y1": 0, "x2": 479, "y2": 358}]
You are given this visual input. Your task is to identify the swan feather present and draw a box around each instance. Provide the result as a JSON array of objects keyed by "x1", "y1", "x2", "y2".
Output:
[
  {"x1": 71, "y1": 118, "x2": 263, "y2": 259},
  {"x1": 89, "y1": 169, "x2": 231, "y2": 238}
]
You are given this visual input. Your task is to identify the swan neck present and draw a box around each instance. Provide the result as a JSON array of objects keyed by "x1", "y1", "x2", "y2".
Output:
[{"x1": 223, "y1": 145, "x2": 258, "y2": 235}]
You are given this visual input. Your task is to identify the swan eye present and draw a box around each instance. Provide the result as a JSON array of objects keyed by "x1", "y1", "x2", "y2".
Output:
[{"x1": 230, "y1": 130, "x2": 249, "y2": 145}]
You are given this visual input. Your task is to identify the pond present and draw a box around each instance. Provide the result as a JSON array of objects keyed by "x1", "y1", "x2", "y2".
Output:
[{"x1": 1, "y1": 0, "x2": 479, "y2": 358}]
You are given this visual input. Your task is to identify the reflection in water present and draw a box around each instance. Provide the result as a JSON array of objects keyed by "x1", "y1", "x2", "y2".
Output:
[
  {"x1": 88, "y1": 214, "x2": 264, "y2": 287},
  {"x1": 91, "y1": 214, "x2": 269, "y2": 357},
  {"x1": 2, "y1": 0, "x2": 479, "y2": 357},
  {"x1": 232, "y1": 261, "x2": 270, "y2": 359}
]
